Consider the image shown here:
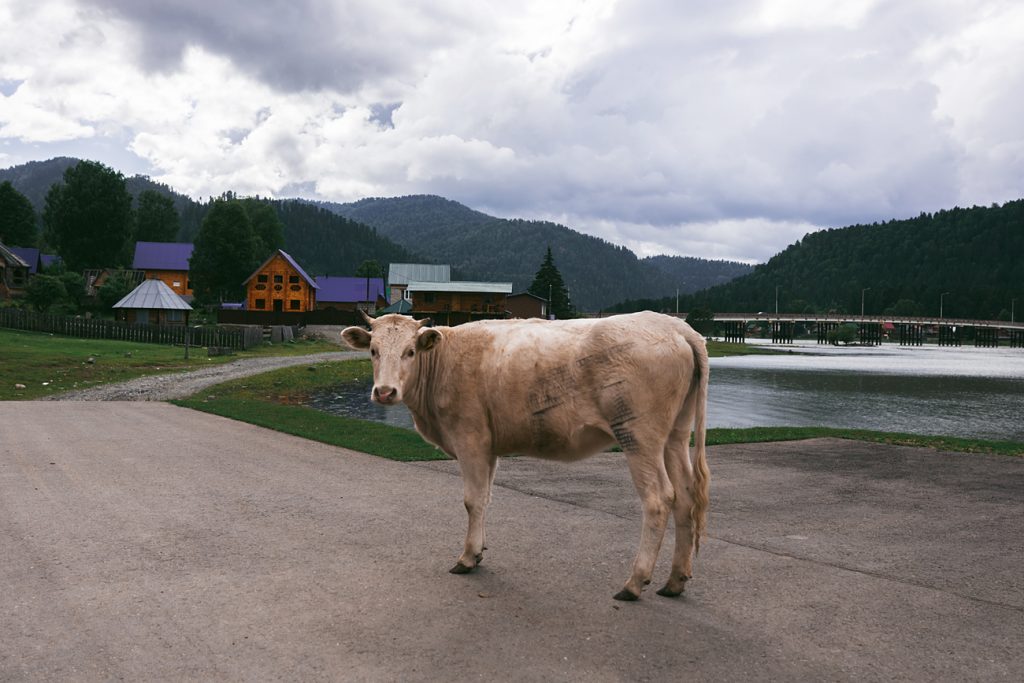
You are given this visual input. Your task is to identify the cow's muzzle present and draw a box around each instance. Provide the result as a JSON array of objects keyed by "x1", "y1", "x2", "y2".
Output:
[{"x1": 373, "y1": 385, "x2": 399, "y2": 405}]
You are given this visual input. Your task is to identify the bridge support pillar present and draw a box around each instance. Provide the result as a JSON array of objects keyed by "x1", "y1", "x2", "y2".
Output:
[
  {"x1": 1011, "y1": 330, "x2": 1024, "y2": 348},
  {"x1": 816, "y1": 322, "x2": 836, "y2": 344},
  {"x1": 771, "y1": 321, "x2": 794, "y2": 344},
  {"x1": 899, "y1": 323, "x2": 923, "y2": 346},
  {"x1": 974, "y1": 327, "x2": 999, "y2": 348},
  {"x1": 858, "y1": 322, "x2": 882, "y2": 346},
  {"x1": 938, "y1": 325, "x2": 962, "y2": 347},
  {"x1": 723, "y1": 321, "x2": 746, "y2": 343}
]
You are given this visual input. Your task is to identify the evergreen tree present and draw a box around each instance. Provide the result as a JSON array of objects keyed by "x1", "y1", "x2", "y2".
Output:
[
  {"x1": 355, "y1": 259, "x2": 383, "y2": 278},
  {"x1": 528, "y1": 246, "x2": 574, "y2": 319},
  {"x1": 241, "y1": 197, "x2": 284, "y2": 255},
  {"x1": 42, "y1": 161, "x2": 133, "y2": 271},
  {"x1": 189, "y1": 198, "x2": 257, "y2": 304},
  {"x1": 0, "y1": 181, "x2": 37, "y2": 246},
  {"x1": 134, "y1": 190, "x2": 181, "y2": 242}
]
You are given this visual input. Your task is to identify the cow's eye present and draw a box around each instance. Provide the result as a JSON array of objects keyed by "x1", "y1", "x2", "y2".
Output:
[
  {"x1": 404, "y1": 349, "x2": 415, "y2": 358},
  {"x1": 370, "y1": 348, "x2": 378, "y2": 358}
]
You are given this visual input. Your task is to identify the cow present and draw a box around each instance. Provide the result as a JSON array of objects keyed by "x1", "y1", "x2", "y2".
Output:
[{"x1": 341, "y1": 311, "x2": 709, "y2": 601}]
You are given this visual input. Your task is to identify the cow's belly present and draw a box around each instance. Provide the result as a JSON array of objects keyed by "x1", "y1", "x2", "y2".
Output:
[{"x1": 492, "y1": 404, "x2": 617, "y2": 461}]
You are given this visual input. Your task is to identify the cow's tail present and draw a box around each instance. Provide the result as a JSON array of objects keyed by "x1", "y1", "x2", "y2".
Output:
[{"x1": 688, "y1": 333, "x2": 710, "y2": 556}]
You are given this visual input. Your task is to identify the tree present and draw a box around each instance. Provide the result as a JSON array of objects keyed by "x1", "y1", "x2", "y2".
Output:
[
  {"x1": 242, "y1": 197, "x2": 284, "y2": 255},
  {"x1": 24, "y1": 274, "x2": 67, "y2": 312},
  {"x1": 42, "y1": 161, "x2": 133, "y2": 271},
  {"x1": 528, "y1": 246, "x2": 574, "y2": 319},
  {"x1": 97, "y1": 271, "x2": 138, "y2": 310},
  {"x1": 355, "y1": 259, "x2": 383, "y2": 278},
  {"x1": 135, "y1": 190, "x2": 181, "y2": 242},
  {"x1": 0, "y1": 181, "x2": 37, "y2": 247},
  {"x1": 685, "y1": 308, "x2": 715, "y2": 337},
  {"x1": 189, "y1": 198, "x2": 257, "y2": 304}
]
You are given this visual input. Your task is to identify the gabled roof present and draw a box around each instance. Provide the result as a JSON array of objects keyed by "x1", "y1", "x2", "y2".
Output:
[
  {"x1": 407, "y1": 280, "x2": 513, "y2": 294},
  {"x1": 40, "y1": 254, "x2": 61, "y2": 270},
  {"x1": 133, "y1": 241, "x2": 194, "y2": 271},
  {"x1": 388, "y1": 263, "x2": 450, "y2": 285},
  {"x1": 508, "y1": 292, "x2": 547, "y2": 301},
  {"x1": 9, "y1": 247, "x2": 41, "y2": 274},
  {"x1": 315, "y1": 276, "x2": 385, "y2": 303},
  {"x1": 112, "y1": 278, "x2": 193, "y2": 311},
  {"x1": 243, "y1": 249, "x2": 319, "y2": 289},
  {"x1": 0, "y1": 242, "x2": 30, "y2": 269},
  {"x1": 379, "y1": 298, "x2": 413, "y2": 314}
]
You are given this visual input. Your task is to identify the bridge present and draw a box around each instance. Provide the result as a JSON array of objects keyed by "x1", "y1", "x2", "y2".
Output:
[{"x1": 702, "y1": 313, "x2": 1024, "y2": 348}]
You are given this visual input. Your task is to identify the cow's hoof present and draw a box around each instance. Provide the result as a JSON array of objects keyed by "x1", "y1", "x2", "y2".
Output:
[
  {"x1": 612, "y1": 588, "x2": 640, "y2": 601},
  {"x1": 655, "y1": 585, "x2": 684, "y2": 598},
  {"x1": 449, "y1": 562, "x2": 475, "y2": 574}
]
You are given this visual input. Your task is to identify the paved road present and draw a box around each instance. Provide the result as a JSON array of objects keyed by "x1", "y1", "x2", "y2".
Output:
[{"x1": 1, "y1": 402, "x2": 1021, "y2": 681}]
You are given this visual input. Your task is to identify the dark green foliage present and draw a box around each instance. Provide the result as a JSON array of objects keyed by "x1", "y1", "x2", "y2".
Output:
[
  {"x1": 42, "y1": 161, "x2": 133, "y2": 271},
  {"x1": 134, "y1": 190, "x2": 180, "y2": 242},
  {"x1": 189, "y1": 198, "x2": 258, "y2": 304},
  {"x1": 97, "y1": 271, "x2": 138, "y2": 310},
  {"x1": 354, "y1": 259, "x2": 383, "y2": 278},
  {"x1": 242, "y1": 197, "x2": 284, "y2": 255},
  {"x1": 24, "y1": 274, "x2": 67, "y2": 312},
  {"x1": 272, "y1": 200, "x2": 416, "y2": 277},
  {"x1": 528, "y1": 247, "x2": 573, "y2": 319},
  {"x1": 685, "y1": 308, "x2": 715, "y2": 336},
  {"x1": 0, "y1": 181, "x2": 37, "y2": 246},
  {"x1": 621, "y1": 200, "x2": 1024, "y2": 320},
  {"x1": 827, "y1": 323, "x2": 859, "y2": 345},
  {"x1": 323, "y1": 195, "x2": 752, "y2": 310}
]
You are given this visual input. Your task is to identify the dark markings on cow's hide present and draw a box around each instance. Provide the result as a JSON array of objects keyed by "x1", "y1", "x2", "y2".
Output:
[
  {"x1": 606, "y1": 385, "x2": 639, "y2": 451},
  {"x1": 528, "y1": 364, "x2": 573, "y2": 414},
  {"x1": 575, "y1": 342, "x2": 633, "y2": 372}
]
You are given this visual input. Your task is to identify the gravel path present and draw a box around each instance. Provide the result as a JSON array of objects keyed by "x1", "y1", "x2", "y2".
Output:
[{"x1": 42, "y1": 351, "x2": 365, "y2": 402}]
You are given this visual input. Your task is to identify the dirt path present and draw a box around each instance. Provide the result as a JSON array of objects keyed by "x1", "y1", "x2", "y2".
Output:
[{"x1": 42, "y1": 350, "x2": 365, "y2": 402}]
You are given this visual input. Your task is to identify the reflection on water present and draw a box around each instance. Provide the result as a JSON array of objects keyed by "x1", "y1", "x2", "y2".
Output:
[{"x1": 307, "y1": 342, "x2": 1024, "y2": 441}]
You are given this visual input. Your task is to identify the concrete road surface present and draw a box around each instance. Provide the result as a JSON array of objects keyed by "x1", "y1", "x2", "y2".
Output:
[{"x1": 1, "y1": 402, "x2": 1021, "y2": 681}]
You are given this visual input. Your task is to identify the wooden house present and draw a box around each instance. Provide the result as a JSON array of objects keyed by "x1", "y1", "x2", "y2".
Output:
[
  {"x1": 132, "y1": 241, "x2": 194, "y2": 299},
  {"x1": 315, "y1": 276, "x2": 386, "y2": 312},
  {"x1": 406, "y1": 280, "x2": 512, "y2": 315},
  {"x1": 243, "y1": 249, "x2": 318, "y2": 312},
  {"x1": 387, "y1": 263, "x2": 450, "y2": 304},
  {"x1": 0, "y1": 242, "x2": 30, "y2": 300},
  {"x1": 506, "y1": 292, "x2": 549, "y2": 319}
]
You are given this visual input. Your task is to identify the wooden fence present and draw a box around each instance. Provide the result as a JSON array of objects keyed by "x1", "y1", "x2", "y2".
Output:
[{"x1": 0, "y1": 308, "x2": 261, "y2": 350}]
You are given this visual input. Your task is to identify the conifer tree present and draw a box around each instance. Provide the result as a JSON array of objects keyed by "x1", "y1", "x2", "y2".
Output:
[{"x1": 528, "y1": 246, "x2": 573, "y2": 319}]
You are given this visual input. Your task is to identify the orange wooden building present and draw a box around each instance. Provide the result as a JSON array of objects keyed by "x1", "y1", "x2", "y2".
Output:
[
  {"x1": 242, "y1": 249, "x2": 318, "y2": 312},
  {"x1": 132, "y1": 242, "x2": 194, "y2": 299}
]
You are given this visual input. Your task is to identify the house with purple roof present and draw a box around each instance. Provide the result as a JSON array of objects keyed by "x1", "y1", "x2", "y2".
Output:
[
  {"x1": 314, "y1": 276, "x2": 386, "y2": 313},
  {"x1": 9, "y1": 247, "x2": 61, "y2": 276},
  {"x1": 242, "y1": 249, "x2": 318, "y2": 312},
  {"x1": 132, "y1": 241, "x2": 194, "y2": 299}
]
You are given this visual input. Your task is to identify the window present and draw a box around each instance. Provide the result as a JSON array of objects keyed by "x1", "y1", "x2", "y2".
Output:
[
  {"x1": 255, "y1": 283, "x2": 267, "y2": 290},
  {"x1": 172, "y1": 281, "x2": 181, "y2": 288},
  {"x1": 255, "y1": 298, "x2": 266, "y2": 309},
  {"x1": 289, "y1": 285, "x2": 301, "y2": 292},
  {"x1": 258, "y1": 274, "x2": 268, "y2": 283},
  {"x1": 289, "y1": 275, "x2": 299, "y2": 284},
  {"x1": 273, "y1": 274, "x2": 283, "y2": 283},
  {"x1": 167, "y1": 310, "x2": 183, "y2": 322},
  {"x1": 290, "y1": 299, "x2": 301, "y2": 310}
]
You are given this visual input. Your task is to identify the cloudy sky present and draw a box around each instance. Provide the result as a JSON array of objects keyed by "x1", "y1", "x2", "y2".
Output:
[{"x1": 1, "y1": 0, "x2": 1022, "y2": 263}]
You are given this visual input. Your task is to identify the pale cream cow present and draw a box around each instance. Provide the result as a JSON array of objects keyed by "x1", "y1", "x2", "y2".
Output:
[{"x1": 342, "y1": 311, "x2": 710, "y2": 600}]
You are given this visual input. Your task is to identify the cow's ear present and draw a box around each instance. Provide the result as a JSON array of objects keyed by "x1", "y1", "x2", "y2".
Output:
[
  {"x1": 341, "y1": 326, "x2": 372, "y2": 350},
  {"x1": 416, "y1": 327, "x2": 442, "y2": 351}
]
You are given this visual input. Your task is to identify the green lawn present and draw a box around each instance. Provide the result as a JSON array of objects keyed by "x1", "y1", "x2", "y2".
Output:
[
  {"x1": 174, "y1": 358, "x2": 1024, "y2": 460},
  {"x1": 0, "y1": 327, "x2": 340, "y2": 400}
]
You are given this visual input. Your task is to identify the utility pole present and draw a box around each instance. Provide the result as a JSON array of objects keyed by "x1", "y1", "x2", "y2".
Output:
[
  {"x1": 861, "y1": 287, "x2": 871, "y2": 317},
  {"x1": 940, "y1": 291, "x2": 949, "y2": 319},
  {"x1": 676, "y1": 288, "x2": 679, "y2": 315},
  {"x1": 1013, "y1": 298, "x2": 1017, "y2": 323},
  {"x1": 775, "y1": 285, "x2": 780, "y2": 315}
]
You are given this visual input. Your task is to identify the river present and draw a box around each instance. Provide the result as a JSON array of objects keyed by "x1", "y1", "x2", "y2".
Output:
[{"x1": 306, "y1": 341, "x2": 1024, "y2": 441}]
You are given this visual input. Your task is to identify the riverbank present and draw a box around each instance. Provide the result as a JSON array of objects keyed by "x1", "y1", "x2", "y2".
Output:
[{"x1": 174, "y1": 360, "x2": 1024, "y2": 458}]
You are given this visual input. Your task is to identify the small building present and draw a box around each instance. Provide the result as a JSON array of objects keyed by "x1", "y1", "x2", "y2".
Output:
[
  {"x1": 132, "y1": 241, "x2": 194, "y2": 299},
  {"x1": 243, "y1": 249, "x2": 318, "y2": 312},
  {"x1": 0, "y1": 242, "x2": 30, "y2": 300},
  {"x1": 387, "y1": 263, "x2": 450, "y2": 304},
  {"x1": 10, "y1": 247, "x2": 42, "y2": 275},
  {"x1": 315, "y1": 276, "x2": 386, "y2": 312},
  {"x1": 407, "y1": 280, "x2": 512, "y2": 315},
  {"x1": 506, "y1": 292, "x2": 548, "y2": 319},
  {"x1": 112, "y1": 278, "x2": 192, "y2": 325}
]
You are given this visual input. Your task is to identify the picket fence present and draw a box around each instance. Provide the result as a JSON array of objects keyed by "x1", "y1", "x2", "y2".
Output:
[{"x1": 0, "y1": 308, "x2": 260, "y2": 350}]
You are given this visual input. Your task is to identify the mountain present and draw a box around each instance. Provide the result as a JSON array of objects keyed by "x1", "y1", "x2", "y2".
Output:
[
  {"x1": 611, "y1": 200, "x2": 1024, "y2": 320},
  {"x1": 319, "y1": 195, "x2": 753, "y2": 310}
]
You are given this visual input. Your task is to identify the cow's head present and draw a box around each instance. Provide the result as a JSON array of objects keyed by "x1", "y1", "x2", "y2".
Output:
[{"x1": 341, "y1": 312, "x2": 442, "y2": 405}]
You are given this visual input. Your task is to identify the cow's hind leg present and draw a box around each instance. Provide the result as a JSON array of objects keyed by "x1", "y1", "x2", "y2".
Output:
[
  {"x1": 614, "y1": 439, "x2": 674, "y2": 601},
  {"x1": 657, "y1": 417, "x2": 697, "y2": 597},
  {"x1": 450, "y1": 451, "x2": 498, "y2": 574}
]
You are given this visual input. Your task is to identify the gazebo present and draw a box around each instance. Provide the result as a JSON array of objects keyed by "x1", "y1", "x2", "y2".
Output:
[
  {"x1": 112, "y1": 278, "x2": 193, "y2": 326},
  {"x1": 112, "y1": 278, "x2": 195, "y2": 358}
]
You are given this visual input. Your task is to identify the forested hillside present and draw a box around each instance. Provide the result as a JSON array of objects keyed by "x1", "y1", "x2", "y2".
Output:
[
  {"x1": 321, "y1": 195, "x2": 752, "y2": 310},
  {"x1": 613, "y1": 201, "x2": 1024, "y2": 320}
]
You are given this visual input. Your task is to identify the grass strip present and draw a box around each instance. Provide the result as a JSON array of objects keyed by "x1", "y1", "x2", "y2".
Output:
[
  {"x1": 173, "y1": 358, "x2": 1023, "y2": 460},
  {"x1": 0, "y1": 327, "x2": 340, "y2": 400}
]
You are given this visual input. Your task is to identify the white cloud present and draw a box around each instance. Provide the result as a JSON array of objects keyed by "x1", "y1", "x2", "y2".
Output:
[{"x1": 0, "y1": 0, "x2": 1022, "y2": 263}]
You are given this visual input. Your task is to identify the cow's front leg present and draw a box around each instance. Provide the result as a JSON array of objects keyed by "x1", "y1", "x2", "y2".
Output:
[{"x1": 449, "y1": 451, "x2": 498, "y2": 574}]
